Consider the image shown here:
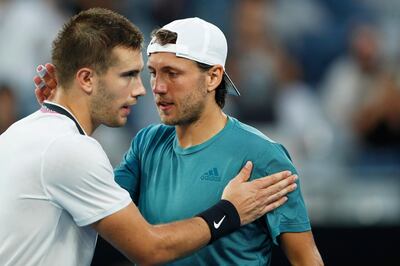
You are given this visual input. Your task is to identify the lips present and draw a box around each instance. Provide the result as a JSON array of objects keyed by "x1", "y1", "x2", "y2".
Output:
[
  {"x1": 156, "y1": 99, "x2": 174, "y2": 112},
  {"x1": 121, "y1": 105, "x2": 131, "y2": 116},
  {"x1": 122, "y1": 99, "x2": 137, "y2": 109},
  {"x1": 121, "y1": 102, "x2": 135, "y2": 116}
]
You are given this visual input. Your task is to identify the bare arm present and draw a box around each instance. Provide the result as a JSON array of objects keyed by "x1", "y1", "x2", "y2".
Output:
[
  {"x1": 92, "y1": 163, "x2": 297, "y2": 265},
  {"x1": 280, "y1": 231, "x2": 324, "y2": 266},
  {"x1": 92, "y1": 203, "x2": 210, "y2": 265}
]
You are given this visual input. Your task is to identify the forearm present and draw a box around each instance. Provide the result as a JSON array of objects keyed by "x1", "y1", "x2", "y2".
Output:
[
  {"x1": 280, "y1": 231, "x2": 324, "y2": 266},
  {"x1": 146, "y1": 217, "x2": 210, "y2": 264},
  {"x1": 286, "y1": 248, "x2": 324, "y2": 266},
  {"x1": 138, "y1": 200, "x2": 243, "y2": 264},
  {"x1": 93, "y1": 204, "x2": 211, "y2": 265},
  {"x1": 136, "y1": 199, "x2": 241, "y2": 264}
]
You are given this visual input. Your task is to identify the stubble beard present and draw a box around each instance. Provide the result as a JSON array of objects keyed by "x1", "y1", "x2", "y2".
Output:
[
  {"x1": 161, "y1": 82, "x2": 208, "y2": 126},
  {"x1": 90, "y1": 80, "x2": 124, "y2": 128}
]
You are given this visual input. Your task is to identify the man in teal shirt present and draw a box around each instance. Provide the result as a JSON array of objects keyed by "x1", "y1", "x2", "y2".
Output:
[{"x1": 114, "y1": 18, "x2": 323, "y2": 265}]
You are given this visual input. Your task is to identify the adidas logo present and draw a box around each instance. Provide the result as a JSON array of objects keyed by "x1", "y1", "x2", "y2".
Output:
[{"x1": 200, "y1": 168, "x2": 221, "y2": 182}]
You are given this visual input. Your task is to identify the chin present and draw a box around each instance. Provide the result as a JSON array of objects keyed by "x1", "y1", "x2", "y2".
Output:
[
  {"x1": 105, "y1": 119, "x2": 127, "y2": 128},
  {"x1": 160, "y1": 116, "x2": 176, "y2": 126},
  {"x1": 117, "y1": 119, "x2": 128, "y2": 127}
]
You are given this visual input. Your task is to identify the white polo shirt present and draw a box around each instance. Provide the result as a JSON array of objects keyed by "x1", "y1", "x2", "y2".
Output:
[{"x1": 0, "y1": 103, "x2": 131, "y2": 266}]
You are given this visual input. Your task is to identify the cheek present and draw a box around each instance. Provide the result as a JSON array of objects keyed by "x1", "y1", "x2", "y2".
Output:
[
  {"x1": 100, "y1": 91, "x2": 122, "y2": 111},
  {"x1": 149, "y1": 76, "x2": 155, "y2": 87},
  {"x1": 114, "y1": 83, "x2": 131, "y2": 98}
]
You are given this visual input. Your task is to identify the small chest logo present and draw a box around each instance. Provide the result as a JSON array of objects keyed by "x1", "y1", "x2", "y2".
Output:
[{"x1": 200, "y1": 168, "x2": 221, "y2": 182}]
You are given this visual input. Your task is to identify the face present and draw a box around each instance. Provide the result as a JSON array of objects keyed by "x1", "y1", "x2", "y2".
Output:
[
  {"x1": 90, "y1": 46, "x2": 145, "y2": 128},
  {"x1": 147, "y1": 52, "x2": 208, "y2": 126}
]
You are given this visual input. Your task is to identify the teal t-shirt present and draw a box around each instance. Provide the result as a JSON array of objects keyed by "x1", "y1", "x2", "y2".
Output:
[{"x1": 115, "y1": 116, "x2": 311, "y2": 265}]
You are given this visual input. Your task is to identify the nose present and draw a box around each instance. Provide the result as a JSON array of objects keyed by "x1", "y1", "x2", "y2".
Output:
[
  {"x1": 151, "y1": 75, "x2": 167, "y2": 94},
  {"x1": 132, "y1": 76, "x2": 146, "y2": 97}
]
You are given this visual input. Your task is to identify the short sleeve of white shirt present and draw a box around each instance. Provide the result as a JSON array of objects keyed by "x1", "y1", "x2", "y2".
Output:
[{"x1": 41, "y1": 133, "x2": 131, "y2": 226}]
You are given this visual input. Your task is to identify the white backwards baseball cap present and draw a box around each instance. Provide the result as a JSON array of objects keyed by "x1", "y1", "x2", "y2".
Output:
[{"x1": 147, "y1": 17, "x2": 240, "y2": 96}]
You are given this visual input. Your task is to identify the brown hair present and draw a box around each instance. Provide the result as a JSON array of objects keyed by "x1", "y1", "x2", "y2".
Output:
[
  {"x1": 150, "y1": 29, "x2": 227, "y2": 108},
  {"x1": 52, "y1": 8, "x2": 143, "y2": 87}
]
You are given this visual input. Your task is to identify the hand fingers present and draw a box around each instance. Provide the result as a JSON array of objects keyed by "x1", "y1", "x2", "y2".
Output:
[
  {"x1": 233, "y1": 161, "x2": 253, "y2": 183},
  {"x1": 252, "y1": 170, "x2": 293, "y2": 189},
  {"x1": 34, "y1": 88, "x2": 46, "y2": 104},
  {"x1": 33, "y1": 75, "x2": 46, "y2": 89},
  {"x1": 265, "y1": 174, "x2": 298, "y2": 196},
  {"x1": 34, "y1": 75, "x2": 52, "y2": 104},
  {"x1": 34, "y1": 76, "x2": 52, "y2": 96},
  {"x1": 259, "y1": 179, "x2": 297, "y2": 205},
  {"x1": 260, "y1": 196, "x2": 288, "y2": 215},
  {"x1": 44, "y1": 63, "x2": 56, "y2": 78},
  {"x1": 36, "y1": 65, "x2": 57, "y2": 89}
]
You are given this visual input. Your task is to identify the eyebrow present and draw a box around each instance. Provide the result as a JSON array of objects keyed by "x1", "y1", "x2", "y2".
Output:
[
  {"x1": 147, "y1": 65, "x2": 182, "y2": 72},
  {"x1": 120, "y1": 68, "x2": 142, "y2": 77}
]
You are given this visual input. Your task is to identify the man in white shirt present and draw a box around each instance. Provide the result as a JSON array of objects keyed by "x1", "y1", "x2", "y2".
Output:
[{"x1": 0, "y1": 8, "x2": 297, "y2": 266}]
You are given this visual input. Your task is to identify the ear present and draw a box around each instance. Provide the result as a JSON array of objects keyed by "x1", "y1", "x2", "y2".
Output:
[
  {"x1": 206, "y1": 65, "x2": 224, "y2": 93},
  {"x1": 76, "y1": 68, "x2": 95, "y2": 94}
]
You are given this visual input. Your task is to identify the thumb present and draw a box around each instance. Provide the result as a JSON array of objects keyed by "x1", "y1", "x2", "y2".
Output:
[
  {"x1": 235, "y1": 161, "x2": 253, "y2": 183},
  {"x1": 34, "y1": 87, "x2": 44, "y2": 105}
]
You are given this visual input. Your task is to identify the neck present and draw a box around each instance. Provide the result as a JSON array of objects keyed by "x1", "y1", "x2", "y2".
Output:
[
  {"x1": 176, "y1": 104, "x2": 227, "y2": 148},
  {"x1": 51, "y1": 87, "x2": 96, "y2": 135}
]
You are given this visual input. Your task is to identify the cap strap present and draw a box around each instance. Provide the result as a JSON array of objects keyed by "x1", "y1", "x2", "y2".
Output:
[{"x1": 147, "y1": 42, "x2": 176, "y2": 55}]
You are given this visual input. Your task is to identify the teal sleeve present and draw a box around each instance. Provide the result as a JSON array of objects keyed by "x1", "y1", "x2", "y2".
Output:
[
  {"x1": 252, "y1": 143, "x2": 311, "y2": 246},
  {"x1": 114, "y1": 137, "x2": 140, "y2": 204}
]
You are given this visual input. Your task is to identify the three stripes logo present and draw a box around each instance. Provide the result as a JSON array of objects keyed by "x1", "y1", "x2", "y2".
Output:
[{"x1": 200, "y1": 168, "x2": 221, "y2": 182}]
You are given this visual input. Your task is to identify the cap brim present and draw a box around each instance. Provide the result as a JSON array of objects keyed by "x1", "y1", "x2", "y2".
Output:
[{"x1": 224, "y1": 72, "x2": 240, "y2": 96}]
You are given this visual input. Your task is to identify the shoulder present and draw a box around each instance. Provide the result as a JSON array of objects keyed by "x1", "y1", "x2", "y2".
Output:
[
  {"x1": 137, "y1": 123, "x2": 175, "y2": 138},
  {"x1": 132, "y1": 123, "x2": 175, "y2": 148},
  {"x1": 44, "y1": 133, "x2": 106, "y2": 161},
  {"x1": 40, "y1": 133, "x2": 116, "y2": 198},
  {"x1": 228, "y1": 117, "x2": 295, "y2": 170},
  {"x1": 229, "y1": 117, "x2": 286, "y2": 153},
  {"x1": 42, "y1": 134, "x2": 110, "y2": 182}
]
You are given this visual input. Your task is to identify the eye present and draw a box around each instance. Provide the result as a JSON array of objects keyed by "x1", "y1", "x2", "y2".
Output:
[
  {"x1": 121, "y1": 71, "x2": 139, "y2": 79},
  {"x1": 168, "y1": 71, "x2": 178, "y2": 78}
]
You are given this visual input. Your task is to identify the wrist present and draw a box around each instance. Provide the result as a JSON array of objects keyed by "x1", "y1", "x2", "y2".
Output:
[{"x1": 196, "y1": 199, "x2": 241, "y2": 244}]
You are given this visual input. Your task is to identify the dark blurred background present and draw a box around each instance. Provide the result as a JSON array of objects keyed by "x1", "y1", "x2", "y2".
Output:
[{"x1": 1, "y1": 0, "x2": 399, "y2": 265}]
